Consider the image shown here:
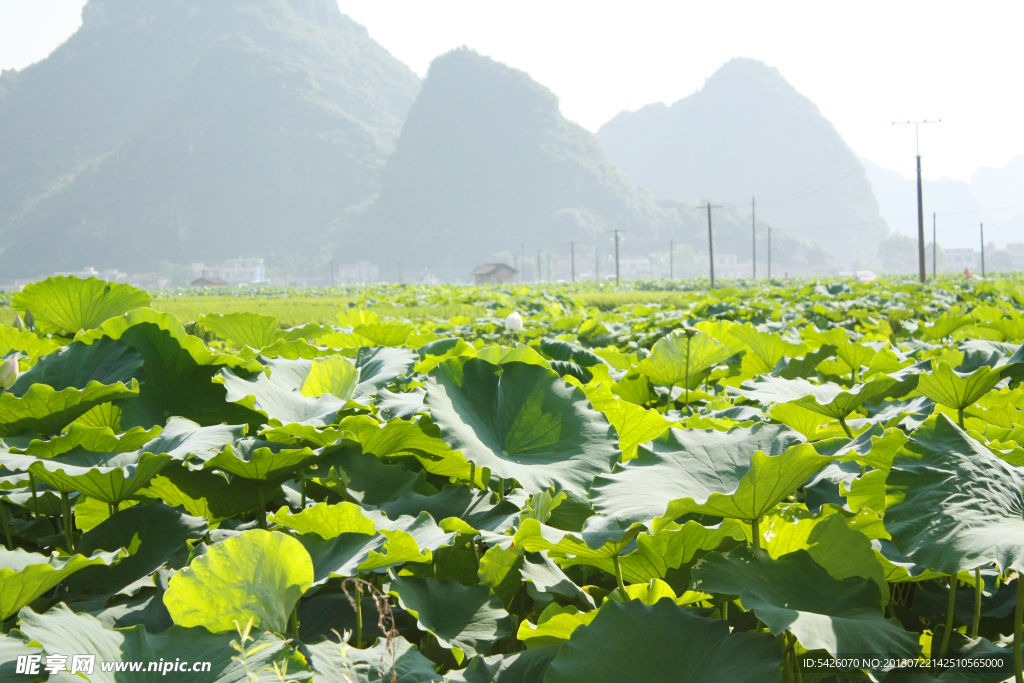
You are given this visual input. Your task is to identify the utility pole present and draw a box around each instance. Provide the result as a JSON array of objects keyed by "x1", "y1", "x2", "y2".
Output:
[
  {"x1": 751, "y1": 196, "x2": 757, "y2": 279},
  {"x1": 536, "y1": 250, "x2": 541, "y2": 283},
  {"x1": 614, "y1": 230, "x2": 621, "y2": 284},
  {"x1": 547, "y1": 252, "x2": 552, "y2": 282},
  {"x1": 698, "y1": 204, "x2": 721, "y2": 288},
  {"x1": 932, "y1": 212, "x2": 937, "y2": 279},
  {"x1": 980, "y1": 223, "x2": 986, "y2": 277},
  {"x1": 767, "y1": 225, "x2": 772, "y2": 279},
  {"x1": 513, "y1": 255, "x2": 518, "y2": 282},
  {"x1": 570, "y1": 242, "x2": 575, "y2": 282},
  {"x1": 893, "y1": 119, "x2": 941, "y2": 283},
  {"x1": 669, "y1": 240, "x2": 674, "y2": 280}
]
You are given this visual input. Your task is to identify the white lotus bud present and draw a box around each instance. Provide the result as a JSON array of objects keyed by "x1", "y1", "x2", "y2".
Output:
[
  {"x1": 505, "y1": 311, "x2": 524, "y2": 333},
  {"x1": 0, "y1": 353, "x2": 19, "y2": 390},
  {"x1": 12, "y1": 314, "x2": 24, "y2": 331}
]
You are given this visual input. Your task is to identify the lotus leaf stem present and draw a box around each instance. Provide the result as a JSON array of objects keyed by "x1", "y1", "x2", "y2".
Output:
[
  {"x1": 972, "y1": 567, "x2": 982, "y2": 638},
  {"x1": 685, "y1": 334, "x2": 691, "y2": 408},
  {"x1": 838, "y1": 416, "x2": 853, "y2": 439},
  {"x1": 0, "y1": 499, "x2": 12, "y2": 550},
  {"x1": 612, "y1": 555, "x2": 626, "y2": 594},
  {"x1": 300, "y1": 475, "x2": 306, "y2": 509},
  {"x1": 256, "y1": 487, "x2": 267, "y2": 530},
  {"x1": 1014, "y1": 576, "x2": 1024, "y2": 683},
  {"x1": 779, "y1": 633, "x2": 793, "y2": 683},
  {"x1": 957, "y1": 407, "x2": 965, "y2": 430},
  {"x1": 469, "y1": 462, "x2": 476, "y2": 490},
  {"x1": 28, "y1": 472, "x2": 39, "y2": 518},
  {"x1": 109, "y1": 502, "x2": 117, "y2": 518},
  {"x1": 61, "y1": 491, "x2": 74, "y2": 553},
  {"x1": 751, "y1": 516, "x2": 761, "y2": 550},
  {"x1": 354, "y1": 583, "x2": 363, "y2": 648},
  {"x1": 290, "y1": 607, "x2": 299, "y2": 639},
  {"x1": 938, "y1": 576, "x2": 957, "y2": 663}
]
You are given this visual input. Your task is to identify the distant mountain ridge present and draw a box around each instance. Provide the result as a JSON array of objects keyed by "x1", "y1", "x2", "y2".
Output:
[
  {"x1": 0, "y1": 0, "x2": 420, "y2": 277},
  {"x1": 598, "y1": 58, "x2": 887, "y2": 268}
]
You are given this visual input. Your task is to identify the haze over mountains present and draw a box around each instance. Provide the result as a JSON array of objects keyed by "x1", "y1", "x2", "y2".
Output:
[{"x1": 0, "y1": 0, "x2": 1017, "y2": 281}]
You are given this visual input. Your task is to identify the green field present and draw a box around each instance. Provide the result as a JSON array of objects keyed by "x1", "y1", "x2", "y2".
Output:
[{"x1": 2, "y1": 274, "x2": 1024, "y2": 681}]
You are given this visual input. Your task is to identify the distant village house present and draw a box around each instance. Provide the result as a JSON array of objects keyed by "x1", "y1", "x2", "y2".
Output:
[{"x1": 471, "y1": 263, "x2": 517, "y2": 284}]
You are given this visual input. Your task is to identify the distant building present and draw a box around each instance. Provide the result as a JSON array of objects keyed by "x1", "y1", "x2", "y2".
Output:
[
  {"x1": 336, "y1": 262, "x2": 380, "y2": 285},
  {"x1": 471, "y1": 263, "x2": 517, "y2": 284},
  {"x1": 191, "y1": 258, "x2": 265, "y2": 285},
  {"x1": 54, "y1": 267, "x2": 127, "y2": 283},
  {"x1": 1007, "y1": 244, "x2": 1024, "y2": 271},
  {"x1": 189, "y1": 276, "x2": 227, "y2": 287},
  {"x1": 946, "y1": 248, "x2": 979, "y2": 271}
]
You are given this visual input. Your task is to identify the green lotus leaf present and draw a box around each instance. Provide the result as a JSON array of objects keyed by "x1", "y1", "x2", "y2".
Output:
[
  {"x1": 692, "y1": 547, "x2": 919, "y2": 658},
  {"x1": 132, "y1": 462, "x2": 275, "y2": 524},
  {"x1": 16, "y1": 602, "x2": 306, "y2": 683},
  {"x1": 5, "y1": 423, "x2": 161, "y2": 458},
  {"x1": 558, "y1": 519, "x2": 746, "y2": 584},
  {"x1": 63, "y1": 502, "x2": 207, "y2": 598},
  {"x1": 449, "y1": 646, "x2": 559, "y2": 683},
  {"x1": 589, "y1": 423, "x2": 805, "y2": 527},
  {"x1": 0, "y1": 483, "x2": 69, "y2": 517},
  {"x1": 311, "y1": 447, "x2": 423, "y2": 505},
  {"x1": 0, "y1": 337, "x2": 144, "y2": 436},
  {"x1": 512, "y1": 518, "x2": 643, "y2": 568},
  {"x1": 73, "y1": 495, "x2": 138, "y2": 531},
  {"x1": 581, "y1": 382, "x2": 671, "y2": 460},
  {"x1": 0, "y1": 448, "x2": 172, "y2": 505},
  {"x1": 517, "y1": 602, "x2": 597, "y2": 649},
  {"x1": 270, "y1": 501, "x2": 377, "y2": 539},
  {"x1": 352, "y1": 321, "x2": 416, "y2": 347},
  {"x1": 195, "y1": 439, "x2": 318, "y2": 482},
  {"x1": 917, "y1": 361, "x2": 1002, "y2": 416},
  {"x1": 769, "y1": 402, "x2": 850, "y2": 441},
  {"x1": 730, "y1": 324, "x2": 806, "y2": 374},
  {"x1": 759, "y1": 505, "x2": 888, "y2": 601},
  {"x1": 389, "y1": 575, "x2": 511, "y2": 664},
  {"x1": 77, "y1": 308, "x2": 265, "y2": 430},
  {"x1": 0, "y1": 547, "x2": 124, "y2": 620},
  {"x1": 304, "y1": 634, "x2": 444, "y2": 683},
  {"x1": 0, "y1": 326, "x2": 61, "y2": 362},
  {"x1": 337, "y1": 414, "x2": 473, "y2": 481},
  {"x1": 802, "y1": 326, "x2": 877, "y2": 378},
  {"x1": 519, "y1": 551, "x2": 595, "y2": 609},
  {"x1": 426, "y1": 357, "x2": 620, "y2": 496},
  {"x1": 472, "y1": 343, "x2": 549, "y2": 368},
  {"x1": 740, "y1": 373, "x2": 908, "y2": 422},
  {"x1": 197, "y1": 312, "x2": 328, "y2": 351},
  {"x1": 164, "y1": 529, "x2": 313, "y2": 633},
  {"x1": 885, "y1": 413, "x2": 1024, "y2": 574},
  {"x1": 652, "y1": 442, "x2": 833, "y2": 530},
  {"x1": 378, "y1": 484, "x2": 521, "y2": 533},
  {"x1": 544, "y1": 599, "x2": 782, "y2": 683},
  {"x1": 301, "y1": 355, "x2": 360, "y2": 399},
  {"x1": 12, "y1": 276, "x2": 151, "y2": 335},
  {"x1": 538, "y1": 338, "x2": 605, "y2": 368},
  {"x1": 636, "y1": 329, "x2": 732, "y2": 389},
  {"x1": 921, "y1": 313, "x2": 972, "y2": 340}
]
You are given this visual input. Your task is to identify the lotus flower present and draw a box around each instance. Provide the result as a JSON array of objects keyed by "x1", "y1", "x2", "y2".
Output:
[
  {"x1": 0, "y1": 353, "x2": 19, "y2": 390},
  {"x1": 505, "y1": 311, "x2": 524, "y2": 334},
  {"x1": 12, "y1": 314, "x2": 24, "y2": 331}
]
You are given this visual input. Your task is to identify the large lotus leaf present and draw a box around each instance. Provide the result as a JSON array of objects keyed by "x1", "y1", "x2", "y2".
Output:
[
  {"x1": 5, "y1": 422, "x2": 161, "y2": 458},
  {"x1": 760, "y1": 505, "x2": 888, "y2": 601},
  {"x1": 13, "y1": 276, "x2": 151, "y2": 335},
  {"x1": 0, "y1": 547, "x2": 124, "y2": 620},
  {"x1": 270, "y1": 501, "x2": 377, "y2": 539},
  {"x1": 17, "y1": 602, "x2": 307, "y2": 683},
  {"x1": 74, "y1": 310, "x2": 263, "y2": 430},
  {"x1": 304, "y1": 634, "x2": 444, "y2": 683},
  {"x1": 513, "y1": 519, "x2": 643, "y2": 571},
  {"x1": 353, "y1": 321, "x2": 416, "y2": 347},
  {"x1": 692, "y1": 547, "x2": 919, "y2": 658},
  {"x1": 337, "y1": 415, "x2": 473, "y2": 481},
  {"x1": 449, "y1": 646, "x2": 559, "y2": 683},
  {"x1": 0, "y1": 483, "x2": 69, "y2": 517},
  {"x1": 417, "y1": 337, "x2": 478, "y2": 374},
  {"x1": 389, "y1": 575, "x2": 511, "y2": 664},
  {"x1": 164, "y1": 529, "x2": 314, "y2": 633},
  {"x1": 218, "y1": 356, "x2": 348, "y2": 426},
  {"x1": 802, "y1": 326, "x2": 877, "y2": 376},
  {"x1": 375, "y1": 386, "x2": 427, "y2": 420},
  {"x1": 581, "y1": 382, "x2": 671, "y2": 460},
  {"x1": 472, "y1": 343, "x2": 549, "y2": 368},
  {"x1": 544, "y1": 599, "x2": 782, "y2": 683},
  {"x1": 378, "y1": 485, "x2": 521, "y2": 533},
  {"x1": 517, "y1": 602, "x2": 597, "y2": 649},
  {"x1": 0, "y1": 338, "x2": 143, "y2": 436},
  {"x1": 138, "y1": 417, "x2": 246, "y2": 460},
  {"x1": 133, "y1": 462, "x2": 276, "y2": 524},
  {"x1": 519, "y1": 551, "x2": 595, "y2": 609},
  {"x1": 769, "y1": 402, "x2": 850, "y2": 441},
  {"x1": 636, "y1": 329, "x2": 732, "y2": 388},
  {"x1": 589, "y1": 423, "x2": 805, "y2": 526},
  {"x1": 0, "y1": 326, "x2": 61, "y2": 362},
  {"x1": 311, "y1": 447, "x2": 422, "y2": 505},
  {"x1": 918, "y1": 361, "x2": 1002, "y2": 412},
  {"x1": 195, "y1": 438, "x2": 318, "y2": 482},
  {"x1": 885, "y1": 413, "x2": 1024, "y2": 574},
  {"x1": 652, "y1": 442, "x2": 833, "y2": 529},
  {"x1": 558, "y1": 519, "x2": 746, "y2": 584},
  {"x1": 426, "y1": 358, "x2": 620, "y2": 496},
  {"x1": 63, "y1": 502, "x2": 207, "y2": 598},
  {"x1": 197, "y1": 312, "x2": 324, "y2": 351},
  {"x1": 301, "y1": 355, "x2": 360, "y2": 399},
  {"x1": 739, "y1": 374, "x2": 904, "y2": 420},
  {"x1": 0, "y1": 449, "x2": 172, "y2": 503},
  {"x1": 538, "y1": 338, "x2": 605, "y2": 368},
  {"x1": 353, "y1": 346, "x2": 416, "y2": 395},
  {"x1": 0, "y1": 635, "x2": 44, "y2": 683},
  {"x1": 730, "y1": 324, "x2": 806, "y2": 374}
]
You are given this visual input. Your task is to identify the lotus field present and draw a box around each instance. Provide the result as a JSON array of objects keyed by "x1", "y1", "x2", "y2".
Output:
[{"x1": 7, "y1": 275, "x2": 1024, "y2": 682}]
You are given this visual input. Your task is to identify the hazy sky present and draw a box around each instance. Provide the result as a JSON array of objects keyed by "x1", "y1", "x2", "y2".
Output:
[{"x1": 2, "y1": 0, "x2": 1021, "y2": 182}]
